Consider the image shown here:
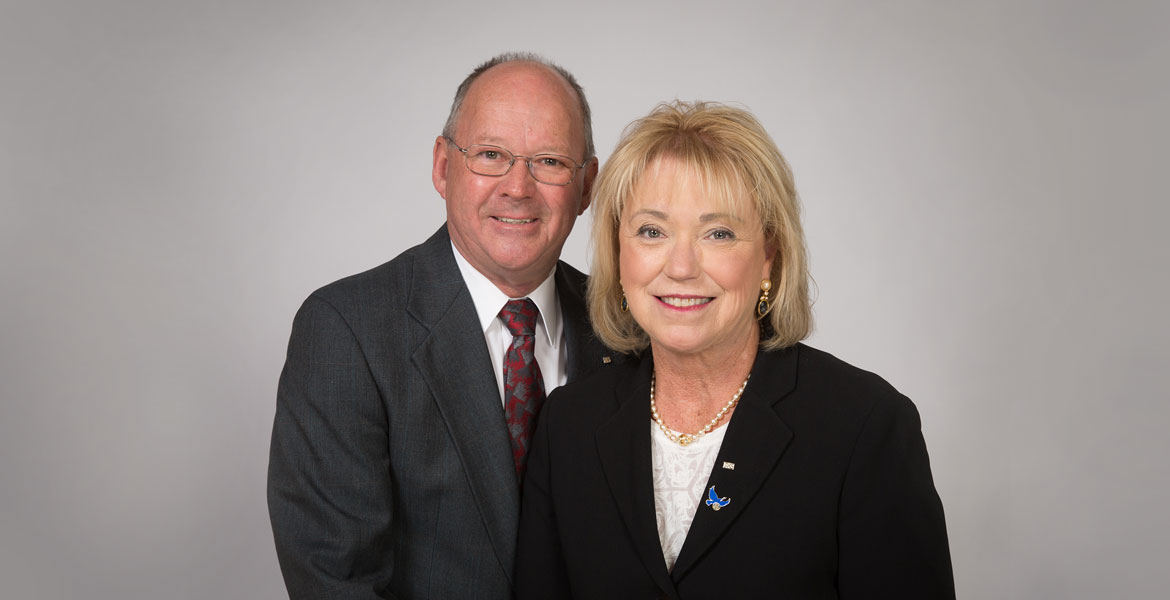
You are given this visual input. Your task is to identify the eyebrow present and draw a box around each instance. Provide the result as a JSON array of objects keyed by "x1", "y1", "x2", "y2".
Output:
[
  {"x1": 470, "y1": 138, "x2": 574, "y2": 156},
  {"x1": 629, "y1": 208, "x2": 743, "y2": 223},
  {"x1": 700, "y1": 212, "x2": 742, "y2": 224},
  {"x1": 630, "y1": 209, "x2": 668, "y2": 220}
]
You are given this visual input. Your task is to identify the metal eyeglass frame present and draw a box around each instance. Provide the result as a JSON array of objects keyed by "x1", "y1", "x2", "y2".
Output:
[{"x1": 443, "y1": 136, "x2": 585, "y2": 186}]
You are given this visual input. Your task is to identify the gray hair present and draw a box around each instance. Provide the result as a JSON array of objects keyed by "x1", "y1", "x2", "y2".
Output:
[{"x1": 441, "y1": 52, "x2": 595, "y2": 159}]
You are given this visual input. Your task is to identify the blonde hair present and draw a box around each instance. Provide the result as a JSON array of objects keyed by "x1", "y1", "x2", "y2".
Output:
[{"x1": 588, "y1": 101, "x2": 812, "y2": 353}]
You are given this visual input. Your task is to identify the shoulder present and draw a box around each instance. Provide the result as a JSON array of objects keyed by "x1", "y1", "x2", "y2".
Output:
[
  {"x1": 307, "y1": 255, "x2": 410, "y2": 312},
  {"x1": 551, "y1": 357, "x2": 629, "y2": 397},
  {"x1": 793, "y1": 344, "x2": 903, "y2": 399},
  {"x1": 776, "y1": 343, "x2": 920, "y2": 429},
  {"x1": 544, "y1": 353, "x2": 641, "y2": 421},
  {"x1": 299, "y1": 227, "x2": 452, "y2": 318}
]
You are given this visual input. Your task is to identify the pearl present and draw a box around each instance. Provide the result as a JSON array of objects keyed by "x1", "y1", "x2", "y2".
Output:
[{"x1": 650, "y1": 372, "x2": 751, "y2": 446}]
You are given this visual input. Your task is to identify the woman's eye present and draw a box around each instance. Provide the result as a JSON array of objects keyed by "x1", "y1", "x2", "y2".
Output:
[
  {"x1": 709, "y1": 229, "x2": 735, "y2": 240},
  {"x1": 637, "y1": 225, "x2": 663, "y2": 238}
]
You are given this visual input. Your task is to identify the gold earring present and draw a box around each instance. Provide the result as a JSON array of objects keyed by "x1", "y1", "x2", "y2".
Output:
[
  {"x1": 621, "y1": 294, "x2": 629, "y2": 312},
  {"x1": 756, "y1": 279, "x2": 772, "y2": 318}
]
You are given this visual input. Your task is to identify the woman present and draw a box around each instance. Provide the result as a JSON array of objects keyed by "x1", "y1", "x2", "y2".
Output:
[{"x1": 515, "y1": 101, "x2": 954, "y2": 599}]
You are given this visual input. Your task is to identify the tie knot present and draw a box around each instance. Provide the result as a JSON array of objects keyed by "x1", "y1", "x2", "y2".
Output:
[{"x1": 499, "y1": 298, "x2": 539, "y2": 337}]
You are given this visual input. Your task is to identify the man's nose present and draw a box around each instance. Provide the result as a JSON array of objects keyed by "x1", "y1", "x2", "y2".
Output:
[{"x1": 499, "y1": 158, "x2": 537, "y2": 198}]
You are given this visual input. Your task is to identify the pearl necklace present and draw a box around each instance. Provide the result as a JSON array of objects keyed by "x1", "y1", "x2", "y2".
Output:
[{"x1": 649, "y1": 372, "x2": 751, "y2": 446}]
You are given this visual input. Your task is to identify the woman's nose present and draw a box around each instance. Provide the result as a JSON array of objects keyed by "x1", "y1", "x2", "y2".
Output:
[{"x1": 663, "y1": 239, "x2": 701, "y2": 280}]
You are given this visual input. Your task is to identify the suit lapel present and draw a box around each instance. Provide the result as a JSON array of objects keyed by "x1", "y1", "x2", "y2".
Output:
[
  {"x1": 555, "y1": 263, "x2": 615, "y2": 381},
  {"x1": 670, "y1": 346, "x2": 800, "y2": 581},
  {"x1": 407, "y1": 226, "x2": 520, "y2": 584},
  {"x1": 595, "y1": 357, "x2": 679, "y2": 598}
]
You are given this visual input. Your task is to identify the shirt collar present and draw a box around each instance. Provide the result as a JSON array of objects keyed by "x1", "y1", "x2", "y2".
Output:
[{"x1": 451, "y1": 242, "x2": 561, "y2": 348}]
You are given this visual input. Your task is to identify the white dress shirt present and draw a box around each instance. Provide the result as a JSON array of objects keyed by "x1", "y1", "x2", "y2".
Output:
[{"x1": 451, "y1": 243, "x2": 568, "y2": 405}]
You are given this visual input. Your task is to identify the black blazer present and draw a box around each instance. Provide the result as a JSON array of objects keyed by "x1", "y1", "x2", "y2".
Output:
[
  {"x1": 268, "y1": 225, "x2": 614, "y2": 599},
  {"x1": 516, "y1": 344, "x2": 954, "y2": 599}
]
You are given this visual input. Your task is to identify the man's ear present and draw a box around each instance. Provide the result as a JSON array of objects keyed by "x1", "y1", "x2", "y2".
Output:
[
  {"x1": 432, "y1": 136, "x2": 449, "y2": 199},
  {"x1": 578, "y1": 156, "x2": 599, "y2": 214}
]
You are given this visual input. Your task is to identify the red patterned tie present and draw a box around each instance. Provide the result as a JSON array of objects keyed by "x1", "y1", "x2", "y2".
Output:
[{"x1": 499, "y1": 298, "x2": 546, "y2": 479}]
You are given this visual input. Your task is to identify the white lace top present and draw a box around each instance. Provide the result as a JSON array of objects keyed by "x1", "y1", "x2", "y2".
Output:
[{"x1": 650, "y1": 420, "x2": 729, "y2": 571}]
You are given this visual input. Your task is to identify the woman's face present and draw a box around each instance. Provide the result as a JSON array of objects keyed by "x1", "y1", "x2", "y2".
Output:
[{"x1": 619, "y1": 158, "x2": 774, "y2": 359}]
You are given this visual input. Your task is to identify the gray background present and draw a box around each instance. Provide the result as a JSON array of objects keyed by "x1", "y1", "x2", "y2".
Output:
[{"x1": 2, "y1": 0, "x2": 1167, "y2": 598}]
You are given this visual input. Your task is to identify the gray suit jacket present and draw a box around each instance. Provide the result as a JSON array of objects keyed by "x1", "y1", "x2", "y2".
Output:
[{"x1": 268, "y1": 225, "x2": 614, "y2": 599}]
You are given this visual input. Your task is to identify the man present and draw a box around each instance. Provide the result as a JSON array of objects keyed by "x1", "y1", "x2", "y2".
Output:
[{"x1": 267, "y1": 54, "x2": 611, "y2": 599}]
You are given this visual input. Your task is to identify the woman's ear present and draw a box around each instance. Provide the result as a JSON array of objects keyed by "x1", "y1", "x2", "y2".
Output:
[{"x1": 762, "y1": 243, "x2": 777, "y2": 280}]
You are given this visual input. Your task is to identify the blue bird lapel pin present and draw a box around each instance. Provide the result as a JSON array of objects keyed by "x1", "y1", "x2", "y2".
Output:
[{"x1": 705, "y1": 485, "x2": 731, "y2": 511}]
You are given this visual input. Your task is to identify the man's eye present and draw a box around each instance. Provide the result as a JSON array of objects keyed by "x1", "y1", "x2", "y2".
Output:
[
  {"x1": 538, "y1": 157, "x2": 565, "y2": 168},
  {"x1": 479, "y1": 150, "x2": 501, "y2": 160}
]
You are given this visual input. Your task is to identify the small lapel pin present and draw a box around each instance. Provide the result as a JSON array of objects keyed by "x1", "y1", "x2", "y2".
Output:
[
  {"x1": 722, "y1": 461, "x2": 735, "y2": 470},
  {"x1": 705, "y1": 485, "x2": 731, "y2": 511},
  {"x1": 601, "y1": 356, "x2": 612, "y2": 364}
]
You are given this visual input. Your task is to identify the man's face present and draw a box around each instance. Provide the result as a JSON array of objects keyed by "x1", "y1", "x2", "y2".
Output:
[{"x1": 432, "y1": 62, "x2": 597, "y2": 297}]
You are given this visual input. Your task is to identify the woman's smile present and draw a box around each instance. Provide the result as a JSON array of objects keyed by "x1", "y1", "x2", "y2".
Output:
[{"x1": 656, "y1": 295, "x2": 713, "y2": 309}]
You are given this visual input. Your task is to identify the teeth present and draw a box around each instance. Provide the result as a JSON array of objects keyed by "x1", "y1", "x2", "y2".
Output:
[
  {"x1": 660, "y1": 297, "x2": 711, "y2": 307},
  {"x1": 498, "y1": 217, "x2": 535, "y2": 224}
]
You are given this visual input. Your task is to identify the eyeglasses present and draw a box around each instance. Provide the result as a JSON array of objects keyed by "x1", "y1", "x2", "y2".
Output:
[{"x1": 444, "y1": 136, "x2": 585, "y2": 186}]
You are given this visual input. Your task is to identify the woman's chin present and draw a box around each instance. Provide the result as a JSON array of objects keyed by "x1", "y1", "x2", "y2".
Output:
[
  {"x1": 647, "y1": 321, "x2": 758, "y2": 361},
  {"x1": 648, "y1": 331, "x2": 717, "y2": 359}
]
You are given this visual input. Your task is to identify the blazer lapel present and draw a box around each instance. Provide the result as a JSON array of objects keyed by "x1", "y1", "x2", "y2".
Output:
[
  {"x1": 595, "y1": 357, "x2": 679, "y2": 598},
  {"x1": 407, "y1": 226, "x2": 520, "y2": 584},
  {"x1": 670, "y1": 347, "x2": 800, "y2": 581}
]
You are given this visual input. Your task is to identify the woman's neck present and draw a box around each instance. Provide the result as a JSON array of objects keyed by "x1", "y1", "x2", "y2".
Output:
[{"x1": 649, "y1": 332, "x2": 759, "y2": 434}]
